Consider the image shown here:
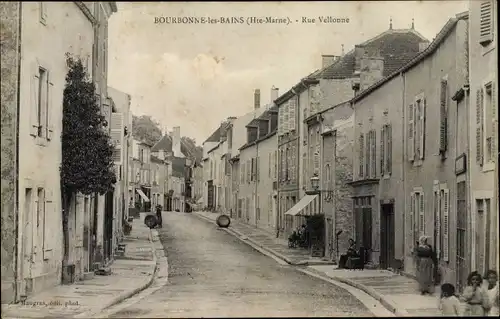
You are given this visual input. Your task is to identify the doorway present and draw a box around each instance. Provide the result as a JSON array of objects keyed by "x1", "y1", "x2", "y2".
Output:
[{"x1": 380, "y1": 203, "x2": 395, "y2": 269}]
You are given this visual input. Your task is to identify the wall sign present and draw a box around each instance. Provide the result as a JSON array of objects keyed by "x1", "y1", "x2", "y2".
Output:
[{"x1": 455, "y1": 153, "x2": 466, "y2": 175}]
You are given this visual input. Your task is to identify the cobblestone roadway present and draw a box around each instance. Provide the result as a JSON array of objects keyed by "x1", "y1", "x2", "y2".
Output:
[{"x1": 110, "y1": 211, "x2": 372, "y2": 317}]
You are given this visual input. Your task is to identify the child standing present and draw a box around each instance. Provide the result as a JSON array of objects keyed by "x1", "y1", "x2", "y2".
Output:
[
  {"x1": 484, "y1": 270, "x2": 499, "y2": 317},
  {"x1": 461, "y1": 271, "x2": 491, "y2": 316},
  {"x1": 439, "y1": 283, "x2": 461, "y2": 316}
]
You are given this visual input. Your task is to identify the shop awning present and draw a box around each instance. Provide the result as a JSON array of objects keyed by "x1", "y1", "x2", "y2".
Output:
[
  {"x1": 284, "y1": 194, "x2": 319, "y2": 217},
  {"x1": 135, "y1": 189, "x2": 150, "y2": 202}
]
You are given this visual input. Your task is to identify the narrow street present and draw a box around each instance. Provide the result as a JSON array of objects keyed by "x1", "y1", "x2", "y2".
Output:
[{"x1": 110, "y1": 211, "x2": 373, "y2": 318}]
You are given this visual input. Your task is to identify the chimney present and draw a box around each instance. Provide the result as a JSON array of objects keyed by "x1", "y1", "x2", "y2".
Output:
[
  {"x1": 163, "y1": 126, "x2": 168, "y2": 136},
  {"x1": 254, "y1": 89, "x2": 261, "y2": 109},
  {"x1": 354, "y1": 45, "x2": 366, "y2": 73},
  {"x1": 172, "y1": 126, "x2": 182, "y2": 157},
  {"x1": 271, "y1": 86, "x2": 279, "y2": 103},
  {"x1": 322, "y1": 55, "x2": 338, "y2": 68},
  {"x1": 419, "y1": 41, "x2": 430, "y2": 52}
]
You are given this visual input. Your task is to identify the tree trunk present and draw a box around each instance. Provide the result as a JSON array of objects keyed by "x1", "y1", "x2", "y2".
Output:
[{"x1": 61, "y1": 190, "x2": 73, "y2": 283}]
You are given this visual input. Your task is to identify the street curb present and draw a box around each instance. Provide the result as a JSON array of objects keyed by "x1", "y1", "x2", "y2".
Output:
[
  {"x1": 73, "y1": 228, "x2": 160, "y2": 319},
  {"x1": 295, "y1": 268, "x2": 395, "y2": 317},
  {"x1": 192, "y1": 212, "x2": 407, "y2": 316}
]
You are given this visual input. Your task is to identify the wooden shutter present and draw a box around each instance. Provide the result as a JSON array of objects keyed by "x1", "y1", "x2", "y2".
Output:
[
  {"x1": 419, "y1": 98, "x2": 426, "y2": 160},
  {"x1": 380, "y1": 126, "x2": 386, "y2": 176},
  {"x1": 365, "y1": 131, "x2": 371, "y2": 177},
  {"x1": 439, "y1": 80, "x2": 448, "y2": 153},
  {"x1": 314, "y1": 145, "x2": 320, "y2": 175},
  {"x1": 283, "y1": 102, "x2": 290, "y2": 133},
  {"x1": 476, "y1": 88, "x2": 484, "y2": 165},
  {"x1": 387, "y1": 124, "x2": 392, "y2": 174},
  {"x1": 435, "y1": 190, "x2": 441, "y2": 258},
  {"x1": 479, "y1": 0, "x2": 493, "y2": 45},
  {"x1": 42, "y1": 189, "x2": 52, "y2": 260},
  {"x1": 409, "y1": 191, "x2": 415, "y2": 242},
  {"x1": 278, "y1": 107, "x2": 284, "y2": 136},
  {"x1": 30, "y1": 64, "x2": 40, "y2": 137},
  {"x1": 419, "y1": 192, "x2": 425, "y2": 237},
  {"x1": 408, "y1": 103, "x2": 415, "y2": 161},
  {"x1": 289, "y1": 97, "x2": 296, "y2": 131},
  {"x1": 268, "y1": 153, "x2": 272, "y2": 177},
  {"x1": 359, "y1": 133, "x2": 364, "y2": 178},
  {"x1": 274, "y1": 151, "x2": 277, "y2": 179},
  {"x1": 111, "y1": 113, "x2": 124, "y2": 164},
  {"x1": 257, "y1": 156, "x2": 260, "y2": 182},
  {"x1": 442, "y1": 188, "x2": 450, "y2": 262},
  {"x1": 370, "y1": 130, "x2": 376, "y2": 177},
  {"x1": 46, "y1": 72, "x2": 54, "y2": 140}
]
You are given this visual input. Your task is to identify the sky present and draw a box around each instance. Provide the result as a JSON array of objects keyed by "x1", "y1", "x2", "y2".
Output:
[{"x1": 108, "y1": 1, "x2": 469, "y2": 144}]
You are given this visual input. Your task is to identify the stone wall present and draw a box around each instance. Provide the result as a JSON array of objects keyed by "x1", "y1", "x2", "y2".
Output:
[{"x1": 0, "y1": 1, "x2": 20, "y2": 303}]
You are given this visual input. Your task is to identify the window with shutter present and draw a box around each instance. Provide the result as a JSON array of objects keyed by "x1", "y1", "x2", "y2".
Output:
[
  {"x1": 408, "y1": 103, "x2": 415, "y2": 161},
  {"x1": 278, "y1": 108, "x2": 284, "y2": 136},
  {"x1": 418, "y1": 192, "x2": 425, "y2": 237},
  {"x1": 442, "y1": 188, "x2": 450, "y2": 261},
  {"x1": 257, "y1": 156, "x2": 260, "y2": 182},
  {"x1": 283, "y1": 102, "x2": 290, "y2": 133},
  {"x1": 111, "y1": 113, "x2": 124, "y2": 164},
  {"x1": 289, "y1": 97, "x2": 296, "y2": 131},
  {"x1": 479, "y1": 0, "x2": 494, "y2": 45},
  {"x1": 484, "y1": 83, "x2": 495, "y2": 162},
  {"x1": 419, "y1": 98, "x2": 426, "y2": 160},
  {"x1": 387, "y1": 124, "x2": 392, "y2": 174},
  {"x1": 274, "y1": 151, "x2": 277, "y2": 179},
  {"x1": 439, "y1": 80, "x2": 448, "y2": 153},
  {"x1": 434, "y1": 190, "x2": 441, "y2": 258},
  {"x1": 370, "y1": 130, "x2": 376, "y2": 178},
  {"x1": 46, "y1": 72, "x2": 54, "y2": 140},
  {"x1": 365, "y1": 131, "x2": 371, "y2": 177},
  {"x1": 409, "y1": 191, "x2": 415, "y2": 248},
  {"x1": 380, "y1": 126, "x2": 385, "y2": 176},
  {"x1": 43, "y1": 189, "x2": 53, "y2": 260},
  {"x1": 268, "y1": 153, "x2": 272, "y2": 177},
  {"x1": 476, "y1": 89, "x2": 484, "y2": 165},
  {"x1": 359, "y1": 133, "x2": 364, "y2": 178},
  {"x1": 314, "y1": 147, "x2": 320, "y2": 175}
]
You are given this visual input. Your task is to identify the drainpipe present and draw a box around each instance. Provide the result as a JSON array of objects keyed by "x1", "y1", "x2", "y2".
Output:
[
  {"x1": 401, "y1": 72, "x2": 406, "y2": 266},
  {"x1": 14, "y1": 2, "x2": 22, "y2": 302}
]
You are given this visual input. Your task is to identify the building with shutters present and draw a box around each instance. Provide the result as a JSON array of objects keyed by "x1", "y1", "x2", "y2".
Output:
[
  {"x1": 468, "y1": 0, "x2": 498, "y2": 275},
  {"x1": 238, "y1": 106, "x2": 279, "y2": 233},
  {"x1": 304, "y1": 102, "x2": 354, "y2": 261},
  {"x1": 108, "y1": 87, "x2": 132, "y2": 254},
  {"x1": 129, "y1": 139, "x2": 153, "y2": 213},
  {"x1": 350, "y1": 13, "x2": 469, "y2": 288},
  {"x1": 0, "y1": 2, "x2": 117, "y2": 302}
]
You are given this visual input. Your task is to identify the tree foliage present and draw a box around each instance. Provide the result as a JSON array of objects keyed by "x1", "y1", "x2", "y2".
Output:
[
  {"x1": 132, "y1": 115, "x2": 162, "y2": 145},
  {"x1": 60, "y1": 56, "x2": 116, "y2": 196}
]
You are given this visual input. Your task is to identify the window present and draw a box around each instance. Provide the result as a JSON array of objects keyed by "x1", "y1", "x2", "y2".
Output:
[
  {"x1": 380, "y1": 124, "x2": 392, "y2": 176},
  {"x1": 410, "y1": 190, "x2": 424, "y2": 250},
  {"x1": 408, "y1": 97, "x2": 426, "y2": 162},
  {"x1": 358, "y1": 133, "x2": 364, "y2": 178},
  {"x1": 366, "y1": 130, "x2": 376, "y2": 178},
  {"x1": 479, "y1": 0, "x2": 494, "y2": 46},
  {"x1": 33, "y1": 67, "x2": 48, "y2": 138},
  {"x1": 456, "y1": 182, "x2": 467, "y2": 291},
  {"x1": 484, "y1": 83, "x2": 494, "y2": 163},
  {"x1": 303, "y1": 109, "x2": 308, "y2": 145},
  {"x1": 475, "y1": 198, "x2": 492, "y2": 274},
  {"x1": 285, "y1": 148, "x2": 290, "y2": 180},
  {"x1": 325, "y1": 164, "x2": 331, "y2": 189},
  {"x1": 408, "y1": 103, "x2": 415, "y2": 161}
]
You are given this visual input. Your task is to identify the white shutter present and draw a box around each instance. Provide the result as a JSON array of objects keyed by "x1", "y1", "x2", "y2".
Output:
[
  {"x1": 442, "y1": 189, "x2": 450, "y2": 262},
  {"x1": 408, "y1": 103, "x2": 415, "y2": 161},
  {"x1": 435, "y1": 190, "x2": 441, "y2": 258},
  {"x1": 30, "y1": 64, "x2": 40, "y2": 137},
  {"x1": 278, "y1": 107, "x2": 284, "y2": 136},
  {"x1": 42, "y1": 189, "x2": 53, "y2": 260},
  {"x1": 380, "y1": 126, "x2": 385, "y2": 176},
  {"x1": 46, "y1": 72, "x2": 54, "y2": 140},
  {"x1": 480, "y1": 1, "x2": 493, "y2": 45},
  {"x1": 409, "y1": 192, "x2": 415, "y2": 245},
  {"x1": 283, "y1": 102, "x2": 290, "y2": 133},
  {"x1": 289, "y1": 97, "x2": 296, "y2": 131},
  {"x1": 419, "y1": 192, "x2": 425, "y2": 237},
  {"x1": 439, "y1": 80, "x2": 448, "y2": 153},
  {"x1": 111, "y1": 113, "x2": 124, "y2": 164},
  {"x1": 419, "y1": 98, "x2": 426, "y2": 160},
  {"x1": 476, "y1": 89, "x2": 484, "y2": 165}
]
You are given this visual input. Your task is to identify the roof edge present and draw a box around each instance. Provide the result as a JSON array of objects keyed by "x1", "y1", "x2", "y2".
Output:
[{"x1": 352, "y1": 16, "x2": 462, "y2": 104}]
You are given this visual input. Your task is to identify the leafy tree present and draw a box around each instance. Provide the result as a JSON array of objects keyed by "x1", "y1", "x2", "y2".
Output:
[
  {"x1": 60, "y1": 55, "x2": 116, "y2": 273},
  {"x1": 132, "y1": 115, "x2": 162, "y2": 145}
]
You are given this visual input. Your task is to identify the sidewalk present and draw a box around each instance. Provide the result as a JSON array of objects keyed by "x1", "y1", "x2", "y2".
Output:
[
  {"x1": 193, "y1": 211, "x2": 454, "y2": 317},
  {"x1": 193, "y1": 211, "x2": 335, "y2": 266},
  {"x1": 1, "y1": 213, "x2": 158, "y2": 319}
]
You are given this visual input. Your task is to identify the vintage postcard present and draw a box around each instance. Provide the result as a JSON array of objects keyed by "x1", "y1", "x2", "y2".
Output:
[{"x1": 1, "y1": 1, "x2": 498, "y2": 318}]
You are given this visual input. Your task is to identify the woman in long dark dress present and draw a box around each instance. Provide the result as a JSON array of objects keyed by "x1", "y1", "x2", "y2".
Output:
[
  {"x1": 415, "y1": 235, "x2": 438, "y2": 294},
  {"x1": 338, "y1": 238, "x2": 358, "y2": 269}
]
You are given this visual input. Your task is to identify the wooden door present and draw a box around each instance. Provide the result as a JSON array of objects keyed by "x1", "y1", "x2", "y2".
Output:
[{"x1": 380, "y1": 203, "x2": 395, "y2": 269}]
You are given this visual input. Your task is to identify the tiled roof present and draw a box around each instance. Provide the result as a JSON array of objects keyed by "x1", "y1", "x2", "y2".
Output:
[
  {"x1": 317, "y1": 29, "x2": 428, "y2": 79},
  {"x1": 204, "y1": 127, "x2": 221, "y2": 143},
  {"x1": 353, "y1": 14, "x2": 467, "y2": 103},
  {"x1": 151, "y1": 134, "x2": 192, "y2": 157}
]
